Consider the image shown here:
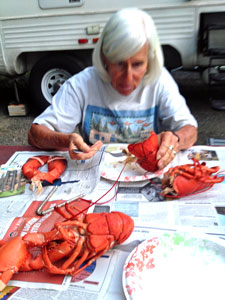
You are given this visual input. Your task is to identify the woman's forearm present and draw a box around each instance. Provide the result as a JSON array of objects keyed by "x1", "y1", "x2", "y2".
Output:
[
  {"x1": 28, "y1": 123, "x2": 104, "y2": 161},
  {"x1": 28, "y1": 124, "x2": 71, "y2": 150},
  {"x1": 175, "y1": 125, "x2": 198, "y2": 151}
]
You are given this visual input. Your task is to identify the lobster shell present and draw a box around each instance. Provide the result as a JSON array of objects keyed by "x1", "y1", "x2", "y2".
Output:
[
  {"x1": 0, "y1": 210, "x2": 134, "y2": 290},
  {"x1": 162, "y1": 159, "x2": 224, "y2": 198},
  {"x1": 128, "y1": 131, "x2": 159, "y2": 172},
  {"x1": 22, "y1": 155, "x2": 67, "y2": 184}
]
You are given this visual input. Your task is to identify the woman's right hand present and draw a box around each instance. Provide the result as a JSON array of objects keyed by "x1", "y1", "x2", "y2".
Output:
[{"x1": 68, "y1": 133, "x2": 103, "y2": 160}]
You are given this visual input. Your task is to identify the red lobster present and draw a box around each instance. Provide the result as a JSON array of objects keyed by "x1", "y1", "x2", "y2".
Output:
[
  {"x1": 161, "y1": 158, "x2": 224, "y2": 198},
  {"x1": 22, "y1": 155, "x2": 67, "y2": 193},
  {"x1": 0, "y1": 207, "x2": 134, "y2": 291},
  {"x1": 128, "y1": 131, "x2": 159, "y2": 172}
]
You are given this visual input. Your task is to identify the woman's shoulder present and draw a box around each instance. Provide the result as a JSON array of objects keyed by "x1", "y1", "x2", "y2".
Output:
[
  {"x1": 69, "y1": 66, "x2": 100, "y2": 84},
  {"x1": 64, "y1": 66, "x2": 106, "y2": 98},
  {"x1": 159, "y1": 67, "x2": 174, "y2": 80},
  {"x1": 156, "y1": 67, "x2": 179, "y2": 89}
]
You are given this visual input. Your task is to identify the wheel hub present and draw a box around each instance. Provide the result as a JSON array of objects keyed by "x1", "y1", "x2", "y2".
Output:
[{"x1": 41, "y1": 68, "x2": 71, "y2": 104}]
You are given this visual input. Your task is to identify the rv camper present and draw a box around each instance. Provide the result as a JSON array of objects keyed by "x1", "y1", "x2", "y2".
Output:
[{"x1": 0, "y1": 0, "x2": 225, "y2": 111}]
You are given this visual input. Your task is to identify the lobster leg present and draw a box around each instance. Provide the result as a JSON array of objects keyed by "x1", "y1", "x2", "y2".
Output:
[
  {"x1": 72, "y1": 235, "x2": 115, "y2": 273},
  {"x1": 62, "y1": 236, "x2": 85, "y2": 270},
  {"x1": 70, "y1": 248, "x2": 110, "y2": 277},
  {"x1": 55, "y1": 220, "x2": 87, "y2": 241},
  {"x1": 23, "y1": 229, "x2": 65, "y2": 246},
  {"x1": 43, "y1": 234, "x2": 115, "y2": 275},
  {"x1": 42, "y1": 238, "x2": 89, "y2": 276},
  {"x1": 72, "y1": 249, "x2": 89, "y2": 270},
  {"x1": 54, "y1": 206, "x2": 74, "y2": 220},
  {"x1": 0, "y1": 270, "x2": 16, "y2": 291},
  {"x1": 42, "y1": 247, "x2": 74, "y2": 275}
]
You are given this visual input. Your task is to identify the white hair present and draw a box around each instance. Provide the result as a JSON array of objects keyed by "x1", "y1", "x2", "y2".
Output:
[{"x1": 92, "y1": 8, "x2": 164, "y2": 85}]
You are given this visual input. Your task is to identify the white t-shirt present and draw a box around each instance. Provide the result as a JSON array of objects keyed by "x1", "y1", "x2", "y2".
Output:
[{"x1": 33, "y1": 66, "x2": 197, "y2": 144}]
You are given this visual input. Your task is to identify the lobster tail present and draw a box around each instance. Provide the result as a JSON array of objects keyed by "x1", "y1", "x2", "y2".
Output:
[
  {"x1": 22, "y1": 155, "x2": 49, "y2": 179},
  {"x1": 113, "y1": 212, "x2": 134, "y2": 244},
  {"x1": 22, "y1": 155, "x2": 67, "y2": 193},
  {"x1": 85, "y1": 211, "x2": 134, "y2": 245},
  {"x1": 44, "y1": 156, "x2": 68, "y2": 184}
]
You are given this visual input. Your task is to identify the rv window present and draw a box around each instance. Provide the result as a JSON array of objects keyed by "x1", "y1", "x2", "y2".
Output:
[{"x1": 39, "y1": 0, "x2": 84, "y2": 9}]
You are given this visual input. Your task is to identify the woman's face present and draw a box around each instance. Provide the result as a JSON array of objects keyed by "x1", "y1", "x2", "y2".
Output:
[{"x1": 104, "y1": 43, "x2": 149, "y2": 96}]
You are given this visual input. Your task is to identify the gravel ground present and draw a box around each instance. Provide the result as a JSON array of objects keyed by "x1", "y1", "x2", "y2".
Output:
[
  {"x1": 0, "y1": 75, "x2": 38, "y2": 146},
  {"x1": 0, "y1": 70, "x2": 225, "y2": 146},
  {"x1": 173, "y1": 70, "x2": 225, "y2": 145}
]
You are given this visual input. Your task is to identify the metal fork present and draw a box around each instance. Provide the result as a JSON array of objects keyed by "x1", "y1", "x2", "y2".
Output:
[{"x1": 73, "y1": 149, "x2": 128, "y2": 157}]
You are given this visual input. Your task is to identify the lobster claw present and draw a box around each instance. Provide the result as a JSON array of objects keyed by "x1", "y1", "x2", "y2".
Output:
[
  {"x1": 0, "y1": 237, "x2": 28, "y2": 291},
  {"x1": 128, "y1": 131, "x2": 159, "y2": 172}
]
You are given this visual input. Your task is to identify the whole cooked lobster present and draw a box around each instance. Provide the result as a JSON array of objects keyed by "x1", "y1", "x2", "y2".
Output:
[
  {"x1": 0, "y1": 205, "x2": 134, "y2": 291},
  {"x1": 161, "y1": 158, "x2": 224, "y2": 198}
]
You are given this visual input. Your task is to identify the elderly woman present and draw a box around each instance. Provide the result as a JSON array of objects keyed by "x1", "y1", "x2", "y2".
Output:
[{"x1": 28, "y1": 8, "x2": 197, "y2": 170}]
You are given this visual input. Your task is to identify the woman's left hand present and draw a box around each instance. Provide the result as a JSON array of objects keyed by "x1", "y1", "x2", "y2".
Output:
[{"x1": 156, "y1": 131, "x2": 180, "y2": 170}]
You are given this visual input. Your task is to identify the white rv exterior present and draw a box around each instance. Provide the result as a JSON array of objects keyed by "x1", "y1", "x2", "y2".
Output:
[{"x1": 0, "y1": 0, "x2": 225, "y2": 111}]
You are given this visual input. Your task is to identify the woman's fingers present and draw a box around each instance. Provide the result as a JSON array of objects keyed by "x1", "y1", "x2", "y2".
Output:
[
  {"x1": 68, "y1": 134, "x2": 103, "y2": 160},
  {"x1": 156, "y1": 131, "x2": 179, "y2": 169}
]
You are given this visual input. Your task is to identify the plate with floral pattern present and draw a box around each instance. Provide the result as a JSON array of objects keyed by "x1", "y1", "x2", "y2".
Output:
[
  {"x1": 123, "y1": 232, "x2": 225, "y2": 300},
  {"x1": 100, "y1": 144, "x2": 163, "y2": 182}
]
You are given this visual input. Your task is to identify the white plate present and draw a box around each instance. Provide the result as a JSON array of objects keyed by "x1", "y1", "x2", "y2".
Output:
[
  {"x1": 100, "y1": 144, "x2": 163, "y2": 182},
  {"x1": 123, "y1": 232, "x2": 225, "y2": 300}
]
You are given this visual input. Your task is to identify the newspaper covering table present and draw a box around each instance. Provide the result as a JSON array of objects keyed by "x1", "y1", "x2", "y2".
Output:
[{"x1": 1, "y1": 145, "x2": 225, "y2": 299}]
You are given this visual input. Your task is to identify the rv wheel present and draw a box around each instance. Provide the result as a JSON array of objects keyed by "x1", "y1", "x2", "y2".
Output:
[{"x1": 29, "y1": 54, "x2": 84, "y2": 113}]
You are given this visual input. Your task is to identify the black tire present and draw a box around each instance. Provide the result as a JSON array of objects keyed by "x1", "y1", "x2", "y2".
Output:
[
  {"x1": 29, "y1": 54, "x2": 85, "y2": 113},
  {"x1": 162, "y1": 45, "x2": 182, "y2": 71}
]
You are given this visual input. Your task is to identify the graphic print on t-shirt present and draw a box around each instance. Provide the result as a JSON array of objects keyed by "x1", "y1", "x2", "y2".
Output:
[{"x1": 84, "y1": 105, "x2": 158, "y2": 144}]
